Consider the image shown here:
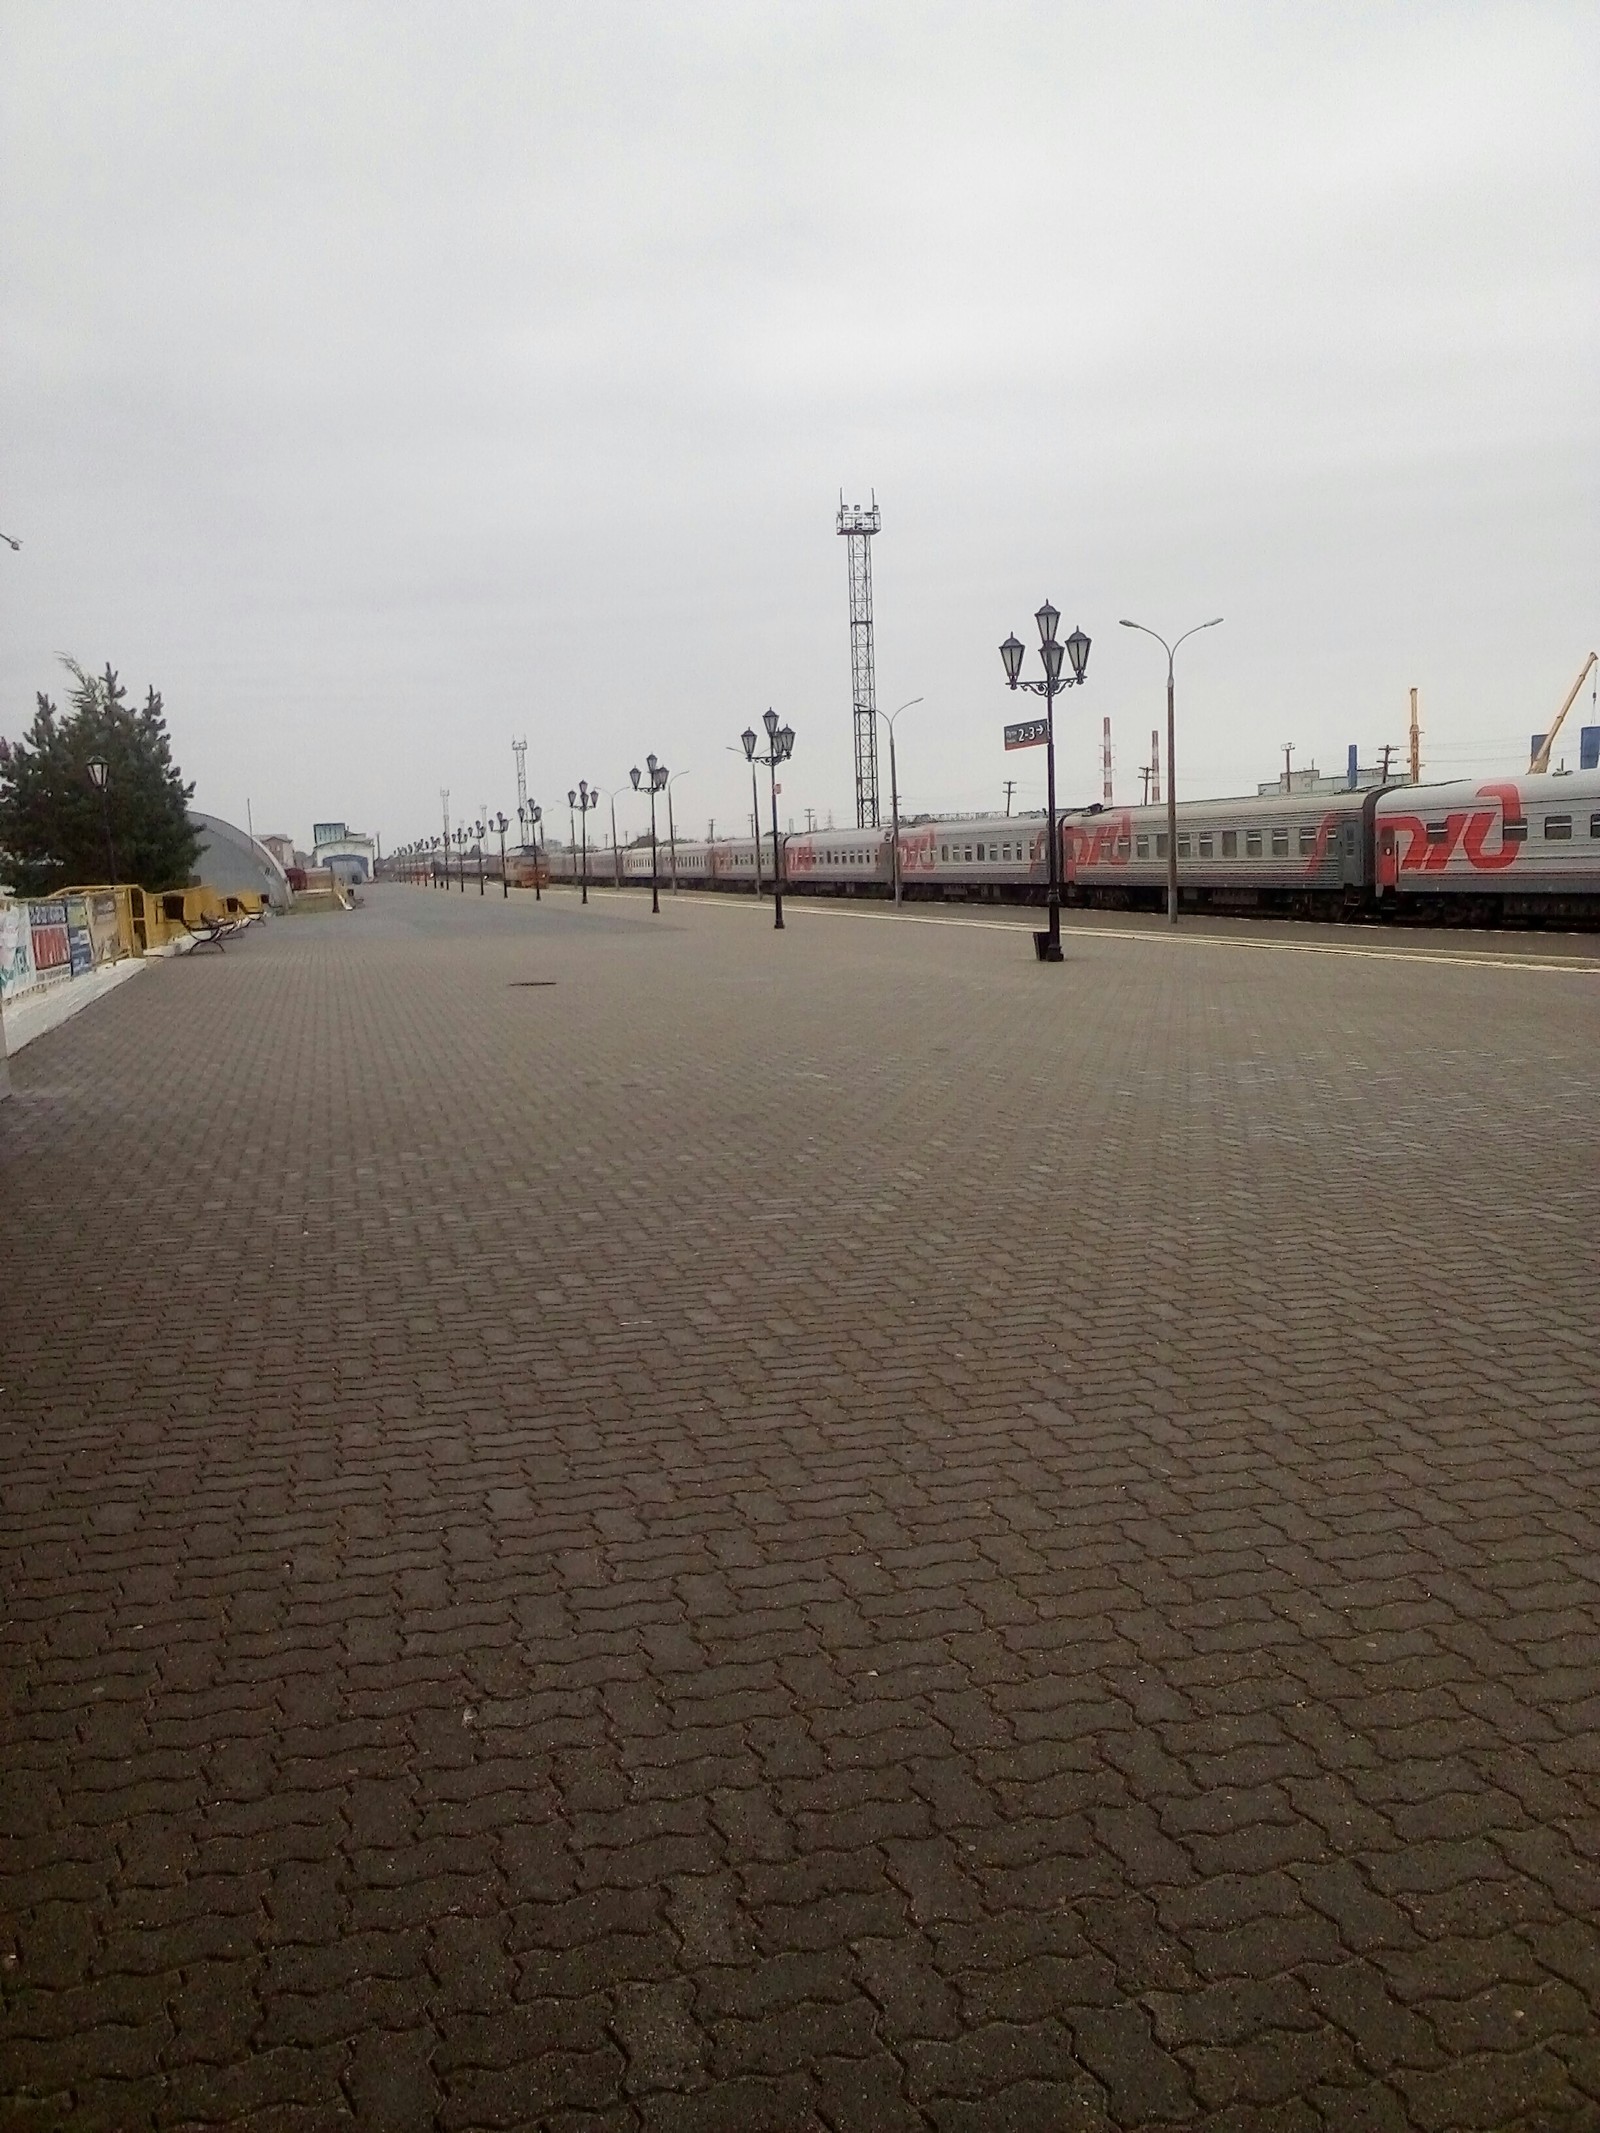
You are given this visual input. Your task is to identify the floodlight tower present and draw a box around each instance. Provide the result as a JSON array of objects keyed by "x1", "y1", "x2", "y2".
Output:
[{"x1": 837, "y1": 493, "x2": 882, "y2": 827}]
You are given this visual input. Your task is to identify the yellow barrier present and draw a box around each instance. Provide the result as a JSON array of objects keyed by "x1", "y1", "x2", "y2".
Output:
[{"x1": 53, "y1": 883, "x2": 267, "y2": 957}]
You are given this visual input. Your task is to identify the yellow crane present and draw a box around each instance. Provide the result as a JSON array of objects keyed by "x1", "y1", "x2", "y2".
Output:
[{"x1": 1529, "y1": 651, "x2": 1598, "y2": 773}]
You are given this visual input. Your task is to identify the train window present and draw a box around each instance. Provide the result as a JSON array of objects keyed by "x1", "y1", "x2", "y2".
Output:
[
  {"x1": 1591, "y1": 814, "x2": 1600, "y2": 839},
  {"x1": 1136, "y1": 834, "x2": 1150, "y2": 859},
  {"x1": 1425, "y1": 822, "x2": 1450, "y2": 845},
  {"x1": 1247, "y1": 830, "x2": 1263, "y2": 857},
  {"x1": 1114, "y1": 836, "x2": 1131, "y2": 860},
  {"x1": 1176, "y1": 835, "x2": 1191, "y2": 859},
  {"x1": 1271, "y1": 829, "x2": 1289, "y2": 857},
  {"x1": 1343, "y1": 825, "x2": 1356, "y2": 853},
  {"x1": 964, "y1": 847, "x2": 973, "y2": 861},
  {"x1": 1221, "y1": 830, "x2": 1237, "y2": 857},
  {"x1": 1155, "y1": 834, "x2": 1168, "y2": 859},
  {"x1": 941, "y1": 845, "x2": 949, "y2": 860},
  {"x1": 1544, "y1": 816, "x2": 1572, "y2": 840},
  {"x1": 1197, "y1": 834, "x2": 1214, "y2": 859},
  {"x1": 1298, "y1": 826, "x2": 1317, "y2": 857},
  {"x1": 1502, "y1": 820, "x2": 1527, "y2": 841}
]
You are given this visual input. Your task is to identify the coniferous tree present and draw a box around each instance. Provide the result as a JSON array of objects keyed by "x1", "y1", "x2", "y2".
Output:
[{"x1": 0, "y1": 660, "x2": 201, "y2": 894}]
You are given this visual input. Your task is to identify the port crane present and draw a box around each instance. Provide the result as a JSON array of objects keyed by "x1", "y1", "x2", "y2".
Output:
[{"x1": 1529, "y1": 651, "x2": 1598, "y2": 773}]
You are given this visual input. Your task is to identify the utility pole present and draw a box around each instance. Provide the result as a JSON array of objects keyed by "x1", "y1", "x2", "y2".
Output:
[
  {"x1": 1140, "y1": 763, "x2": 1152, "y2": 805},
  {"x1": 1408, "y1": 688, "x2": 1421, "y2": 785},
  {"x1": 1101, "y1": 716, "x2": 1113, "y2": 805},
  {"x1": 1003, "y1": 779, "x2": 1016, "y2": 817},
  {"x1": 1379, "y1": 742, "x2": 1395, "y2": 783},
  {"x1": 1150, "y1": 730, "x2": 1161, "y2": 807}
]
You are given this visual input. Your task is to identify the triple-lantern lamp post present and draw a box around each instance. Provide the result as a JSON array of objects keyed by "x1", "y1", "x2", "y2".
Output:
[
  {"x1": 568, "y1": 781, "x2": 599, "y2": 904},
  {"x1": 742, "y1": 711, "x2": 795, "y2": 931},
  {"x1": 630, "y1": 755, "x2": 669, "y2": 914},
  {"x1": 999, "y1": 603, "x2": 1090, "y2": 962}
]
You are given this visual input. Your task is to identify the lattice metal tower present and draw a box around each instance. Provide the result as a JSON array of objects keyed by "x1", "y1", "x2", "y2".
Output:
[
  {"x1": 837, "y1": 493, "x2": 882, "y2": 827},
  {"x1": 512, "y1": 737, "x2": 529, "y2": 836}
]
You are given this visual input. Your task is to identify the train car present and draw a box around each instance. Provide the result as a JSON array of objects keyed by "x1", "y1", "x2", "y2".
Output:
[
  {"x1": 783, "y1": 827, "x2": 891, "y2": 893},
  {"x1": 1063, "y1": 790, "x2": 1375, "y2": 917},
  {"x1": 921, "y1": 816, "x2": 1045, "y2": 897},
  {"x1": 1376, "y1": 770, "x2": 1600, "y2": 923},
  {"x1": 705, "y1": 838, "x2": 776, "y2": 889}
]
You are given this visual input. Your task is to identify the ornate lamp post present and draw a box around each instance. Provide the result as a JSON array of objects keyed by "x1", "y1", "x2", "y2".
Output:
[
  {"x1": 876, "y1": 697, "x2": 923, "y2": 907},
  {"x1": 87, "y1": 757, "x2": 117, "y2": 884},
  {"x1": 568, "y1": 782, "x2": 598, "y2": 904},
  {"x1": 474, "y1": 821, "x2": 487, "y2": 895},
  {"x1": 999, "y1": 602, "x2": 1090, "y2": 961},
  {"x1": 519, "y1": 804, "x2": 544, "y2": 899},
  {"x1": 454, "y1": 824, "x2": 468, "y2": 890},
  {"x1": 742, "y1": 711, "x2": 796, "y2": 931},
  {"x1": 1119, "y1": 617, "x2": 1223, "y2": 926},
  {"x1": 629, "y1": 754, "x2": 669, "y2": 914},
  {"x1": 492, "y1": 811, "x2": 510, "y2": 898}
]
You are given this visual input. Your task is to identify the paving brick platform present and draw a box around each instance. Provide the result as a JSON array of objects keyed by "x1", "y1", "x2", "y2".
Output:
[{"x1": 2, "y1": 883, "x2": 1598, "y2": 2131}]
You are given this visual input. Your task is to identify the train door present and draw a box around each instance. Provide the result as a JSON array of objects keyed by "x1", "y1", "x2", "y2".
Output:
[{"x1": 1377, "y1": 823, "x2": 1399, "y2": 891}]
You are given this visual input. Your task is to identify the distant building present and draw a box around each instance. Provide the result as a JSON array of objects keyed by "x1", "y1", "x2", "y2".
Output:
[
  {"x1": 189, "y1": 812, "x2": 293, "y2": 909},
  {"x1": 258, "y1": 832, "x2": 297, "y2": 871},
  {"x1": 1257, "y1": 761, "x2": 1405, "y2": 797},
  {"x1": 311, "y1": 820, "x2": 377, "y2": 884}
]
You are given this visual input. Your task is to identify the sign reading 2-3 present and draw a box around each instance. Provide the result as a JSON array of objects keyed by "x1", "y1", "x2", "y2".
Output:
[{"x1": 1004, "y1": 719, "x2": 1049, "y2": 751}]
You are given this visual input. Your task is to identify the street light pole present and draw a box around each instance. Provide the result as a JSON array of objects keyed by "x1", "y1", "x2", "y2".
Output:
[
  {"x1": 1000, "y1": 604, "x2": 1091, "y2": 962},
  {"x1": 569, "y1": 783, "x2": 598, "y2": 904},
  {"x1": 665, "y1": 770, "x2": 690, "y2": 891},
  {"x1": 630, "y1": 755, "x2": 669, "y2": 914},
  {"x1": 875, "y1": 697, "x2": 923, "y2": 906},
  {"x1": 742, "y1": 712, "x2": 796, "y2": 932},
  {"x1": 87, "y1": 758, "x2": 116, "y2": 884},
  {"x1": 475, "y1": 821, "x2": 487, "y2": 896},
  {"x1": 455, "y1": 826, "x2": 468, "y2": 890},
  {"x1": 494, "y1": 811, "x2": 510, "y2": 898},
  {"x1": 1119, "y1": 617, "x2": 1223, "y2": 926}
]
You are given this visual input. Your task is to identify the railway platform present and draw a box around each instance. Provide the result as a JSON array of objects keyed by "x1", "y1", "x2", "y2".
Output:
[{"x1": 2, "y1": 883, "x2": 1597, "y2": 2130}]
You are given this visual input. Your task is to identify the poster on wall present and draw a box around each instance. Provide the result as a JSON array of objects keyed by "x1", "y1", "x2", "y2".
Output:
[
  {"x1": 0, "y1": 901, "x2": 35, "y2": 999},
  {"x1": 87, "y1": 891, "x2": 121, "y2": 965},
  {"x1": 29, "y1": 901, "x2": 71, "y2": 975}
]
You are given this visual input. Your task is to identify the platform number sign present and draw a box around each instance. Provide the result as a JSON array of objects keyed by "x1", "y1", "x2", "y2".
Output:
[{"x1": 1004, "y1": 719, "x2": 1048, "y2": 751}]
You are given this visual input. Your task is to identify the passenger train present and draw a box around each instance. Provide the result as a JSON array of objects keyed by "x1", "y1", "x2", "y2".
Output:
[{"x1": 541, "y1": 769, "x2": 1600, "y2": 928}]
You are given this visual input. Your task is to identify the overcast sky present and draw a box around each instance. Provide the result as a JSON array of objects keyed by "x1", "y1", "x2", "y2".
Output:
[{"x1": 2, "y1": 1, "x2": 1595, "y2": 850}]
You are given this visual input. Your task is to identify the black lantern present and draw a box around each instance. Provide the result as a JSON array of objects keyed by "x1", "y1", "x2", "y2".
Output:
[
  {"x1": 999, "y1": 634, "x2": 1025, "y2": 687},
  {"x1": 1065, "y1": 626, "x2": 1091, "y2": 684},
  {"x1": 1035, "y1": 600, "x2": 1060, "y2": 646}
]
